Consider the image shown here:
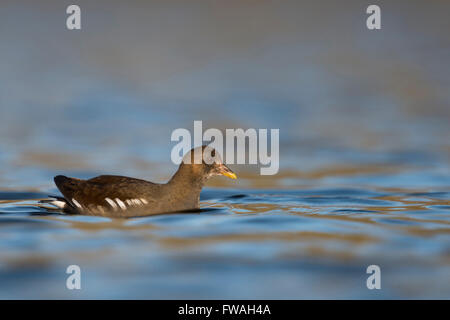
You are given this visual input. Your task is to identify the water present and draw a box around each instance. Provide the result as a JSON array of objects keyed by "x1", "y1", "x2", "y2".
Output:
[
  {"x1": 0, "y1": 0, "x2": 449, "y2": 299},
  {"x1": 1, "y1": 187, "x2": 449, "y2": 299}
]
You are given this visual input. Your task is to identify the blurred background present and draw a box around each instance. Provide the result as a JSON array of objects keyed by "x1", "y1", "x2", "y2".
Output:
[{"x1": 0, "y1": 0, "x2": 449, "y2": 299}]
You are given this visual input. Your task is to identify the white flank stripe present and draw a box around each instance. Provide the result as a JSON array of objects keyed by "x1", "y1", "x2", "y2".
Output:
[
  {"x1": 140, "y1": 198, "x2": 148, "y2": 204},
  {"x1": 115, "y1": 198, "x2": 127, "y2": 210},
  {"x1": 72, "y1": 198, "x2": 82, "y2": 208},
  {"x1": 105, "y1": 198, "x2": 118, "y2": 211}
]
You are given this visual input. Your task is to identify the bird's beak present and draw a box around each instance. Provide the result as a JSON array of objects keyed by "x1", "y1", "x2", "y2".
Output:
[{"x1": 218, "y1": 164, "x2": 237, "y2": 179}]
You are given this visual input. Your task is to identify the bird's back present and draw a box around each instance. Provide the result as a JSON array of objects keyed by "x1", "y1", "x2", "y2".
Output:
[{"x1": 53, "y1": 175, "x2": 165, "y2": 217}]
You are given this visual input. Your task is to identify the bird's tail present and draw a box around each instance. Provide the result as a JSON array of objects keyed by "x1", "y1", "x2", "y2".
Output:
[{"x1": 39, "y1": 196, "x2": 69, "y2": 210}]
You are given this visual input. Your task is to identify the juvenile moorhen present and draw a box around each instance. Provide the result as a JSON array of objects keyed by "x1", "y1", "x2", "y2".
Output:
[{"x1": 48, "y1": 146, "x2": 236, "y2": 217}]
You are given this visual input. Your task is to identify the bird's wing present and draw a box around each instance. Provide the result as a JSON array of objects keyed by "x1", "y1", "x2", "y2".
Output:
[{"x1": 54, "y1": 175, "x2": 159, "y2": 214}]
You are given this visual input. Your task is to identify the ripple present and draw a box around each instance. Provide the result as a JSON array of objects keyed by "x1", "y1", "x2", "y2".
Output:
[{"x1": 1, "y1": 185, "x2": 449, "y2": 299}]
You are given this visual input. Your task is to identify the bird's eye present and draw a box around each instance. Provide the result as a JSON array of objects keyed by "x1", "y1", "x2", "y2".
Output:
[{"x1": 211, "y1": 149, "x2": 216, "y2": 157}]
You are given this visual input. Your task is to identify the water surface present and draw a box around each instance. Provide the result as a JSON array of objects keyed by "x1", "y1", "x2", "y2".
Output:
[{"x1": 1, "y1": 183, "x2": 449, "y2": 299}]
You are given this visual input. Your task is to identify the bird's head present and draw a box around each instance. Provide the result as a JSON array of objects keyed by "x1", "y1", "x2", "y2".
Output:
[{"x1": 181, "y1": 146, "x2": 237, "y2": 182}]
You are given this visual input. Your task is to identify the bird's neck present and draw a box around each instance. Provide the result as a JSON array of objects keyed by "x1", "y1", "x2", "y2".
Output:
[{"x1": 166, "y1": 164, "x2": 204, "y2": 209}]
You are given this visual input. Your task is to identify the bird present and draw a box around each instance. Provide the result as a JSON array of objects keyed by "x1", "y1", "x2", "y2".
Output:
[{"x1": 45, "y1": 146, "x2": 237, "y2": 218}]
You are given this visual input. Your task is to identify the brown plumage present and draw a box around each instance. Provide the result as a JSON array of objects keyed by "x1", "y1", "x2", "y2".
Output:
[{"x1": 50, "y1": 146, "x2": 236, "y2": 218}]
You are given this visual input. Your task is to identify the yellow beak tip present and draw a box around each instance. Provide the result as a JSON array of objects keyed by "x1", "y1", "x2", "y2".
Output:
[{"x1": 223, "y1": 172, "x2": 237, "y2": 180}]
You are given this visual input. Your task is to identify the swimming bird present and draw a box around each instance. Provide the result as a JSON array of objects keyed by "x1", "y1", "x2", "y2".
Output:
[{"x1": 46, "y1": 146, "x2": 236, "y2": 217}]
